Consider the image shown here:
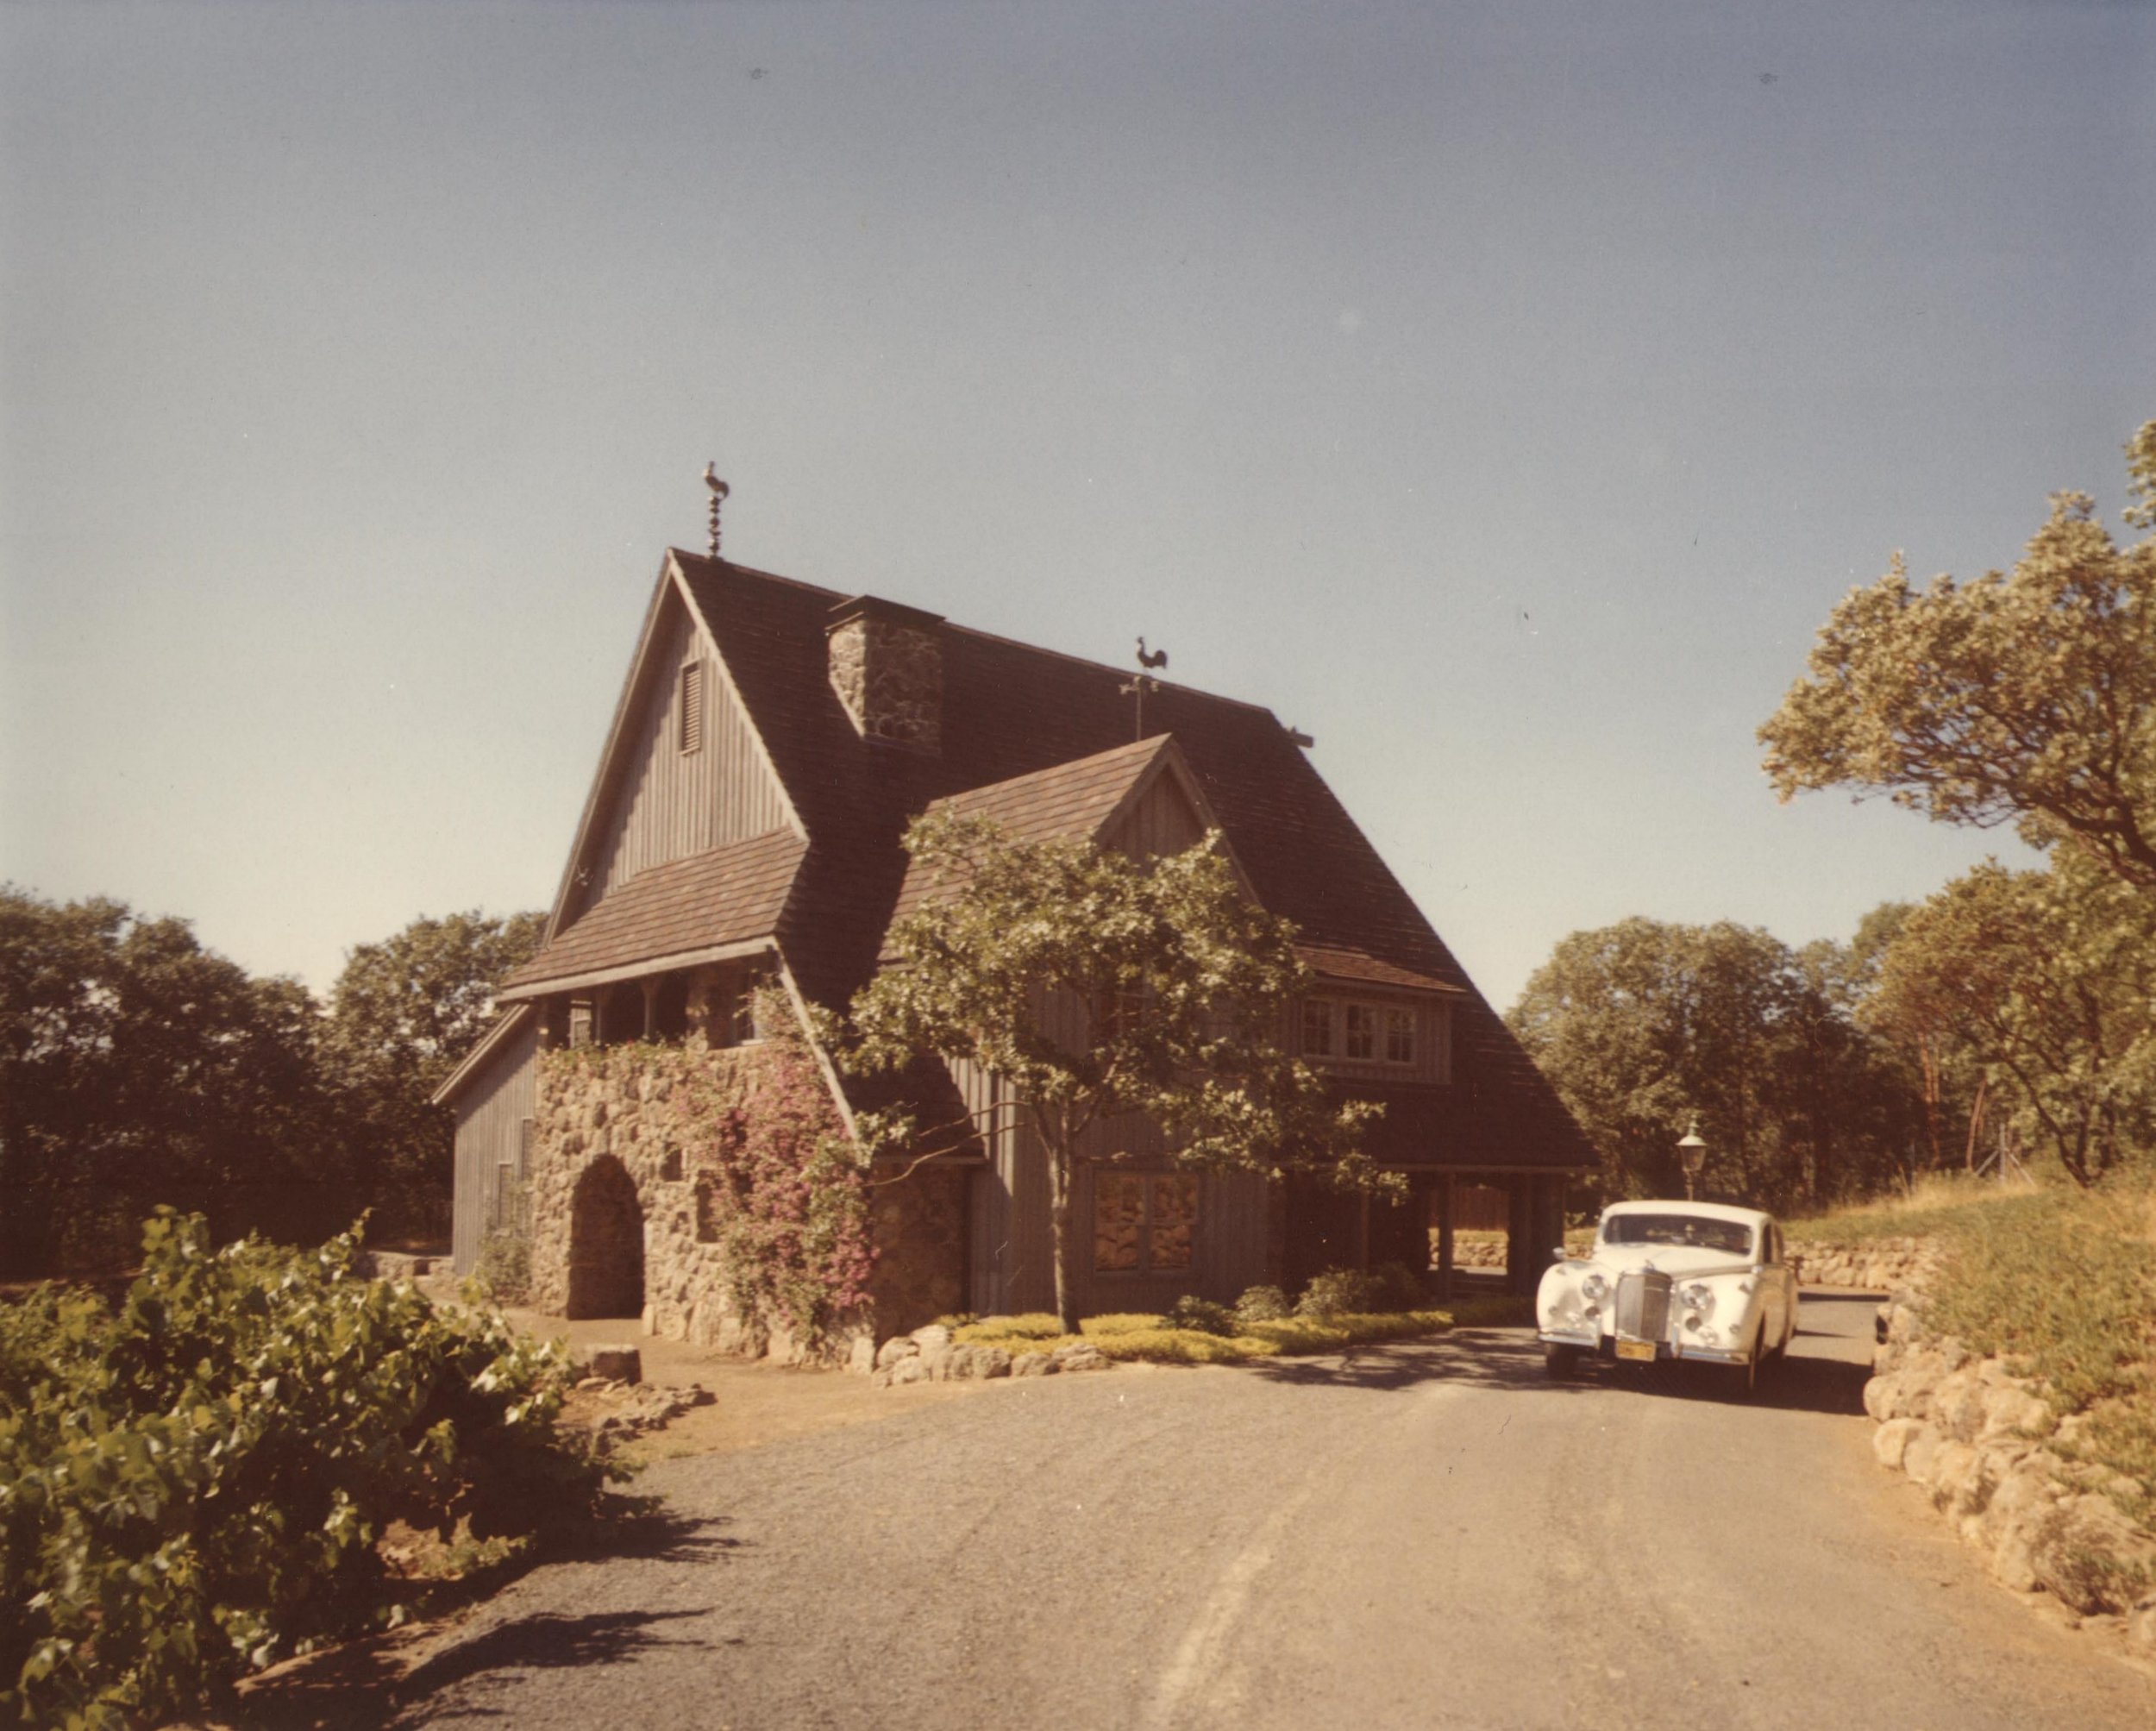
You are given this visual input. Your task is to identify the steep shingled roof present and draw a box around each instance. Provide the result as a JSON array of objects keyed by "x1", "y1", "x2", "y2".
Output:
[
  {"x1": 882, "y1": 735, "x2": 1195, "y2": 938},
  {"x1": 498, "y1": 829, "x2": 804, "y2": 996},
  {"x1": 661, "y1": 552, "x2": 1593, "y2": 1173}
]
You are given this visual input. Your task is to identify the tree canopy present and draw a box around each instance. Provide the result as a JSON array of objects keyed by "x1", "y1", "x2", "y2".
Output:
[
  {"x1": 322, "y1": 910, "x2": 543, "y2": 1241},
  {"x1": 0, "y1": 892, "x2": 545, "y2": 1275},
  {"x1": 1868, "y1": 853, "x2": 2156, "y2": 1188},
  {"x1": 0, "y1": 888, "x2": 333, "y2": 1276},
  {"x1": 841, "y1": 812, "x2": 1376, "y2": 1329},
  {"x1": 1759, "y1": 423, "x2": 2156, "y2": 888},
  {"x1": 1506, "y1": 916, "x2": 1919, "y2": 1213}
]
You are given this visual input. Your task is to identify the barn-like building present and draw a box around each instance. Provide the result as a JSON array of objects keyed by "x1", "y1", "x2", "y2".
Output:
[{"x1": 436, "y1": 544, "x2": 1593, "y2": 1353}]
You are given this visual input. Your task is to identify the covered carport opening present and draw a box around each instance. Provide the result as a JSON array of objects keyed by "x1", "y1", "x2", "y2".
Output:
[
  {"x1": 1415, "y1": 1167, "x2": 1582, "y2": 1299},
  {"x1": 1278, "y1": 1165, "x2": 1583, "y2": 1299}
]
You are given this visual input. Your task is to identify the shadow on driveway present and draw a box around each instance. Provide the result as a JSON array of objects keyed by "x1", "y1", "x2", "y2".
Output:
[
  {"x1": 230, "y1": 1506, "x2": 741, "y2": 1729},
  {"x1": 1242, "y1": 1327, "x2": 1871, "y2": 1416},
  {"x1": 392, "y1": 1606, "x2": 718, "y2": 1722}
]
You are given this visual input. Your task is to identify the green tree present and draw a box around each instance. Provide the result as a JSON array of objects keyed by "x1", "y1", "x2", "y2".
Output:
[
  {"x1": 323, "y1": 909, "x2": 543, "y2": 1241},
  {"x1": 1759, "y1": 423, "x2": 2156, "y2": 888},
  {"x1": 1870, "y1": 855, "x2": 2156, "y2": 1187},
  {"x1": 1506, "y1": 917, "x2": 1908, "y2": 1212},
  {"x1": 839, "y1": 814, "x2": 1379, "y2": 1332},
  {"x1": 0, "y1": 888, "x2": 333, "y2": 1277}
]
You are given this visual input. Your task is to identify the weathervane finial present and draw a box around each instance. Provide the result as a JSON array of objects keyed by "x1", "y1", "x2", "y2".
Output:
[{"x1": 704, "y1": 463, "x2": 730, "y2": 557}]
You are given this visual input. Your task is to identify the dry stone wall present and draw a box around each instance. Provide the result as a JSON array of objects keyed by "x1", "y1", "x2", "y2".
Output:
[
  {"x1": 1788, "y1": 1236, "x2": 1941, "y2": 1291},
  {"x1": 1867, "y1": 1296, "x2": 2156, "y2": 1655}
]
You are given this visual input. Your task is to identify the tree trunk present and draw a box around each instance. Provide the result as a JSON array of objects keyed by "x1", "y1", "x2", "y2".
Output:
[{"x1": 1044, "y1": 1137, "x2": 1080, "y2": 1334}]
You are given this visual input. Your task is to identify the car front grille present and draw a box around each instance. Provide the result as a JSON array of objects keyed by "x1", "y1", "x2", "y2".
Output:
[{"x1": 1615, "y1": 1269, "x2": 1671, "y2": 1342}]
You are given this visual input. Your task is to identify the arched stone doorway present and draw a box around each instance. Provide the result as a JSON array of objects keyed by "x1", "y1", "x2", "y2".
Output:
[{"x1": 566, "y1": 1155, "x2": 645, "y2": 1320}]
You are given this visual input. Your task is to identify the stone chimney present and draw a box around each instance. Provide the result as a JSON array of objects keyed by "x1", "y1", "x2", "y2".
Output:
[{"x1": 826, "y1": 595, "x2": 944, "y2": 753}]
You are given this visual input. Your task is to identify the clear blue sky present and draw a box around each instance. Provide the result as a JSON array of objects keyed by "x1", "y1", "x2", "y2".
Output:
[{"x1": 3, "y1": 2, "x2": 2149, "y2": 1012}]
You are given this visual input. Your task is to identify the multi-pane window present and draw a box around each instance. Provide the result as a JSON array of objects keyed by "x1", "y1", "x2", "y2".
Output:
[
  {"x1": 1094, "y1": 1171, "x2": 1200, "y2": 1273},
  {"x1": 1302, "y1": 998, "x2": 1422, "y2": 1068},
  {"x1": 1385, "y1": 1009, "x2": 1415, "y2": 1065},
  {"x1": 1300, "y1": 998, "x2": 1334, "y2": 1057},
  {"x1": 1344, "y1": 1004, "x2": 1376, "y2": 1060}
]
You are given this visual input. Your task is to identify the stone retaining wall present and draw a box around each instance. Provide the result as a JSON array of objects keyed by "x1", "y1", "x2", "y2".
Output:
[
  {"x1": 1866, "y1": 1297, "x2": 2156, "y2": 1655},
  {"x1": 1787, "y1": 1236, "x2": 1942, "y2": 1291},
  {"x1": 868, "y1": 1322, "x2": 1113, "y2": 1387},
  {"x1": 1441, "y1": 1233, "x2": 1942, "y2": 1287}
]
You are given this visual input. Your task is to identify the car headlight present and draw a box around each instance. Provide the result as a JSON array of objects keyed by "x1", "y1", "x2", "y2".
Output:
[
  {"x1": 1679, "y1": 1281, "x2": 1715, "y2": 1321},
  {"x1": 1581, "y1": 1271, "x2": 1609, "y2": 1305}
]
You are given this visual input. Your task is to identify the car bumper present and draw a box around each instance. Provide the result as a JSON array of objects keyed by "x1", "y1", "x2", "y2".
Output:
[{"x1": 1538, "y1": 1331, "x2": 1750, "y2": 1366}]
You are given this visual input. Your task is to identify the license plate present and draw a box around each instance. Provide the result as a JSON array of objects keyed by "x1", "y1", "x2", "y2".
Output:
[{"x1": 1615, "y1": 1339, "x2": 1657, "y2": 1363}]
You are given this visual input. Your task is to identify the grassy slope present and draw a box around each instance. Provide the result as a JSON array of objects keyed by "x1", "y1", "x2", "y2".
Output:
[{"x1": 1796, "y1": 1176, "x2": 2155, "y2": 1528}]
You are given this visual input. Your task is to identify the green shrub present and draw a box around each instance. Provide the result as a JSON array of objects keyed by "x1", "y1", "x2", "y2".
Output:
[
  {"x1": 474, "y1": 1227, "x2": 532, "y2": 1305},
  {"x1": 1295, "y1": 1267, "x2": 1380, "y2": 1319},
  {"x1": 1085, "y1": 1327, "x2": 1269, "y2": 1364},
  {"x1": 1368, "y1": 1260, "x2": 1425, "y2": 1312},
  {"x1": 1234, "y1": 1283, "x2": 1290, "y2": 1324},
  {"x1": 1081, "y1": 1312, "x2": 1166, "y2": 1337},
  {"x1": 953, "y1": 1314, "x2": 1069, "y2": 1354},
  {"x1": 0, "y1": 1211, "x2": 611, "y2": 1728},
  {"x1": 1165, "y1": 1295, "x2": 1238, "y2": 1335}
]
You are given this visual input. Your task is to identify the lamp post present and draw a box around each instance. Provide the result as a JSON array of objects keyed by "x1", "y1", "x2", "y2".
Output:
[{"x1": 1677, "y1": 1118, "x2": 1708, "y2": 1201}]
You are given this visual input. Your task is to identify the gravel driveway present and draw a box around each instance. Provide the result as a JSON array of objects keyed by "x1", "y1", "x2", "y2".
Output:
[{"x1": 379, "y1": 1298, "x2": 2150, "y2": 1729}]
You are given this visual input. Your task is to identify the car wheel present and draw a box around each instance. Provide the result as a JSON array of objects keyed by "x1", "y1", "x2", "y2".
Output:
[
  {"x1": 1545, "y1": 1344, "x2": 1583, "y2": 1381},
  {"x1": 1727, "y1": 1327, "x2": 1762, "y2": 1400}
]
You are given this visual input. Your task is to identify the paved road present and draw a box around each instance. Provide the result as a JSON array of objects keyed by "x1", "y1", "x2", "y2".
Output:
[{"x1": 394, "y1": 1297, "x2": 2151, "y2": 1728}]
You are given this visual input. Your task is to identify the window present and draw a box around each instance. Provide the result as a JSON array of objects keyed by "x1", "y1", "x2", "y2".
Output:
[
  {"x1": 1344, "y1": 1003, "x2": 1376, "y2": 1060},
  {"x1": 1093, "y1": 1171, "x2": 1200, "y2": 1274},
  {"x1": 1301, "y1": 998, "x2": 1334, "y2": 1057},
  {"x1": 678, "y1": 660, "x2": 705, "y2": 754},
  {"x1": 1301, "y1": 997, "x2": 1420, "y2": 1067},
  {"x1": 1385, "y1": 1009, "x2": 1415, "y2": 1065}
]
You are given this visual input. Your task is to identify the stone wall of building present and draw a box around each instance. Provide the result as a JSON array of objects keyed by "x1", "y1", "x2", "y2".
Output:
[
  {"x1": 526, "y1": 1039, "x2": 874, "y2": 1370},
  {"x1": 865, "y1": 1162, "x2": 968, "y2": 1338}
]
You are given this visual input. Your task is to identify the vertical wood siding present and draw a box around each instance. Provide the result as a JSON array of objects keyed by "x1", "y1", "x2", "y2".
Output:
[
  {"x1": 1101, "y1": 771, "x2": 1207, "y2": 860},
  {"x1": 588, "y1": 605, "x2": 790, "y2": 900},
  {"x1": 451, "y1": 1018, "x2": 538, "y2": 1274},
  {"x1": 956, "y1": 976, "x2": 1272, "y2": 1315}
]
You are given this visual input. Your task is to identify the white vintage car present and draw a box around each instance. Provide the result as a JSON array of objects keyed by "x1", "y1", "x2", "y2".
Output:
[{"x1": 1536, "y1": 1200, "x2": 1799, "y2": 1395}]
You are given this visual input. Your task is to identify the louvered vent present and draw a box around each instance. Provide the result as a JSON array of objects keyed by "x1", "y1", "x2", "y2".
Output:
[{"x1": 679, "y1": 660, "x2": 705, "y2": 754}]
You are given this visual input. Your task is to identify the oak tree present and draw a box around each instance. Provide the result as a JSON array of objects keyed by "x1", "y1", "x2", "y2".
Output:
[
  {"x1": 1759, "y1": 423, "x2": 2156, "y2": 888},
  {"x1": 841, "y1": 813, "x2": 1378, "y2": 1332},
  {"x1": 323, "y1": 909, "x2": 543, "y2": 1240},
  {"x1": 0, "y1": 888, "x2": 332, "y2": 1276},
  {"x1": 1869, "y1": 855, "x2": 2156, "y2": 1187}
]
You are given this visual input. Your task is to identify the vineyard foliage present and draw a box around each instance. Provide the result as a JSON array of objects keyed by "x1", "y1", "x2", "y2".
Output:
[{"x1": 0, "y1": 1212, "x2": 607, "y2": 1728}]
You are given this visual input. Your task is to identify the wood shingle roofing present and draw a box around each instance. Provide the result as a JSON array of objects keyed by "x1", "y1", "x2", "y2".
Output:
[
  {"x1": 499, "y1": 829, "x2": 804, "y2": 997},
  {"x1": 881, "y1": 735, "x2": 1213, "y2": 938},
  {"x1": 665, "y1": 552, "x2": 1594, "y2": 1173}
]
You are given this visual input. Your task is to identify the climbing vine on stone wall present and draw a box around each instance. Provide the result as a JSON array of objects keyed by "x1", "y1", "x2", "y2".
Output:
[{"x1": 536, "y1": 1000, "x2": 874, "y2": 1349}]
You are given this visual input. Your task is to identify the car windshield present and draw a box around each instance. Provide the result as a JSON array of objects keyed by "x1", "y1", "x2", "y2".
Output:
[{"x1": 1601, "y1": 1214, "x2": 1753, "y2": 1256}]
